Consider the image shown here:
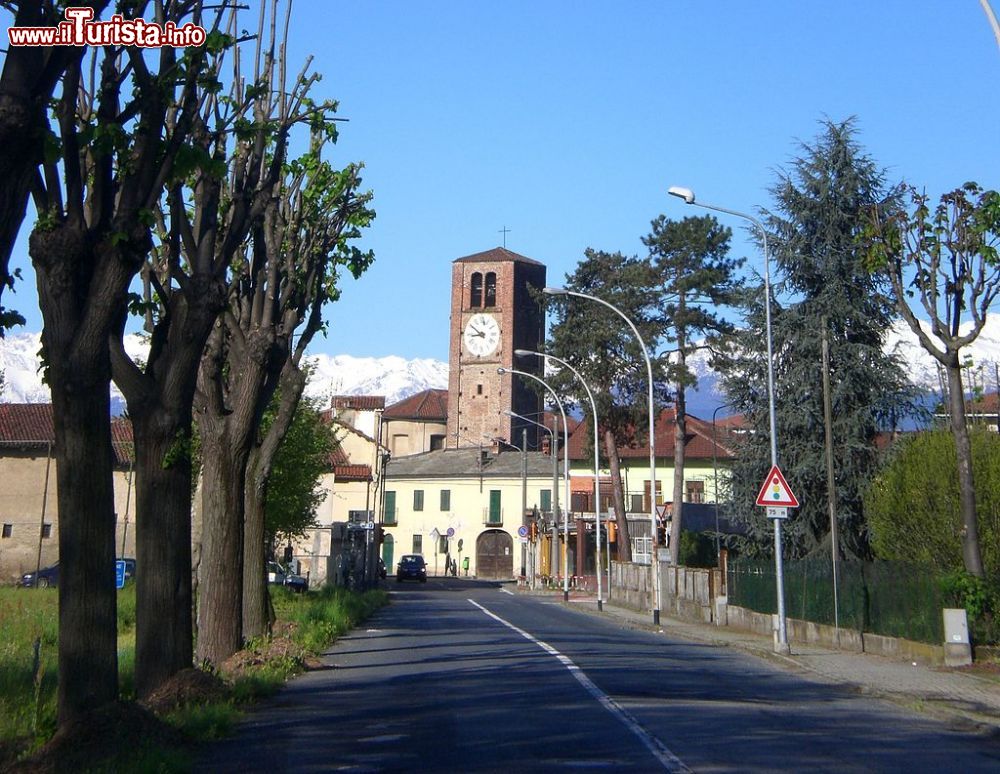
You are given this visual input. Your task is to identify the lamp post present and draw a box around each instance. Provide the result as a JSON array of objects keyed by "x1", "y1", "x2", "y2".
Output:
[
  {"x1": 668, "y1": 185, "x2": 790, "y2": 654},
  {"x1": 499, "y1": 368, "x2": 572, "y2": 601},
  {"x1": 505, "y1": 409, "x2": 557, "y2": 587},
  {"x1": 544, "y1": 286, "x2": 661, "y2": 625},
  {"x1": 516, "y1": 349, "x2": 604, "y2": 611}
]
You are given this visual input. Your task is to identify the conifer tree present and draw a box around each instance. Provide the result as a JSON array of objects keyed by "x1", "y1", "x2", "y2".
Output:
[{"x1": 720, "y1": 119, "x2": 918, "y2": 559}]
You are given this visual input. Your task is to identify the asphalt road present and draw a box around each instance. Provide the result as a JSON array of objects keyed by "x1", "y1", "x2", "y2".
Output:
[{"x1": 196, "y1": 578, "x2": 1000, "y2": 772}]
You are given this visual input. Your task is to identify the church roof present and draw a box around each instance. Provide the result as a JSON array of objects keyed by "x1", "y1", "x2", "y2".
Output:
[
  {"x1": 383, "y1": 388, "x2": 448, "y2": 421},
  {"x1": 454, "y1": 247, "x2": 544, "y2": 266}
]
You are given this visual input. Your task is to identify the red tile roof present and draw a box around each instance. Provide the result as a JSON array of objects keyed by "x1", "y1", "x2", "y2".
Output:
[
  {"x1": 565, "y1": 407, "x2": 736, "y2": 462},
  {"x1": 0, "y1": 403, "x2": 133, "y2": 466},
  {"x1": 454, "y1": 247, "x2": 544, "y2": 266},
  {"x1": 384, "y1": 389, "x2": 448, "y2": 421},
  {"x1": 0, "y1": 403, "x2": 54, "y2": 444},
  {"x1": 331, "y1": 395, "x2": 385, "y2": 411},
  {"x1": 333, "y1": 464, "x2": 372, "y2": 482}
]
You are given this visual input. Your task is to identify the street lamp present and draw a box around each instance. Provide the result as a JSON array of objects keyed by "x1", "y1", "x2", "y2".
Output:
[
  {"x1": 668, "y1": 185, "x2": 790, "y2": 654},
  {"x1": 499, "y1": 367, "x2": 572, "y2": 602},
  {"x1": 515, "y1": 349, "x2": 604, "y2": 611},
  {"x1": 543, "y1": 286, "x2": 661, "y2": 626},
  {"x1": 506, "y1": 409, "x2": 558, "y2": 588}
]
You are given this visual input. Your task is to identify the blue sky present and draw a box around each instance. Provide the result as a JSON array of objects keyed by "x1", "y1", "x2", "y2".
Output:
[{"x1": 4, "y1": 1, "x2": 1000, "y2": 360}]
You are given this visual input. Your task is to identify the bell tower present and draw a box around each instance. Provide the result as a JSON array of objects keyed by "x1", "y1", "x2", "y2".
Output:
[{"x1": 446, "y1": 247, "x2": 546, "y2": 449}]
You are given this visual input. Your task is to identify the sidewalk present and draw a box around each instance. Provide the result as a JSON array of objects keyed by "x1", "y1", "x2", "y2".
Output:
[{"x1": 546, "y1": 590, "x2": 1000, "y2": 736}]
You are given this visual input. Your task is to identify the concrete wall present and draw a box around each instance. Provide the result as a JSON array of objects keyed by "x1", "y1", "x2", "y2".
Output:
[{"x1": 608, "y1": 560, "x2": 948, "y2": 666}]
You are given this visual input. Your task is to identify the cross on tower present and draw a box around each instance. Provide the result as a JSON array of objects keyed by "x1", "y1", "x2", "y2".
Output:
[{"x1": 498, "y1": 226, "x2": 511, "y2": 248}]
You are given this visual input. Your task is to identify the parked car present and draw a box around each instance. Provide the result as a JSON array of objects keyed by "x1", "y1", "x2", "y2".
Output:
[
  {"x1": 396, "y1": 554, "x2": 427, "y2": 583},
  {"x1": 283, "y1": 569, "x2": 308, "y2": 593},
  {"x1": 19, "y1": 563, "x2": 59, "y2": 588},
  {"x1": 266, "y1": 561, "x2": 286, "y2": 585},
  {"x1": 267, "y1": 561, "x2": 308, "y2": 592},
  {"x1": 378, "y1": 558, "x2": 387, "y2": 579}
]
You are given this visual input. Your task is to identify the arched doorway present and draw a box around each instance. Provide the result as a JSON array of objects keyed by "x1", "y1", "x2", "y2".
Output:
[
  {"x1": 476, "y1": 529, "x2": 513, "y2": 580},
  {"x1": 381, "y1": 533, "x2": 394, "y2": 570}
]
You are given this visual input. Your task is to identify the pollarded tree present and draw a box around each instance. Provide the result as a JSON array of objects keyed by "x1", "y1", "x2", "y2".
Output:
[
  {"x1": 863, "y1": 182, "x2": 1000, "y2": 578},
  {"x1": 643, "y1": 214, "x2": 741, "y2": 564},
  {"x1": 108, "y1": 0, "x2": 326, "y2": 698},
  {"x1": 27, "y1": 1, "x2": 219, "y2": 727},
  {"x1": 0, "y1": 1, "x2": 109, "y2": 333},
  {"x1": 546, "y1": 248, "x2": 667, "y2": 561},
  {"x1": 720, "y1": 118, "x2": 918, "y2": 560},
  {"x1": 196, "y1": 135, "x2": 374, "y2": 661}
]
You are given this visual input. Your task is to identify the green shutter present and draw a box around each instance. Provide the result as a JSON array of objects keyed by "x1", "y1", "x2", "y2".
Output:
[
  {"x1": 489, "y1": 490, "x2": 502, "y2": 523},
  {"x1": 440, "y1": 489, "x2": 451, "y2": 511},
  {"x1": 540, "y1": 489, "x2": 551, "y2": 511},
  {"x1": 384, "y1": 491, "x2": 396, "y2": 524}
]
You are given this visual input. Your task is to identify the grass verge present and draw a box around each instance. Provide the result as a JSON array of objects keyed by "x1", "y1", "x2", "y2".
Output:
[{"x1": 0, "y1": 583, "x2": 388, "y2": 771}]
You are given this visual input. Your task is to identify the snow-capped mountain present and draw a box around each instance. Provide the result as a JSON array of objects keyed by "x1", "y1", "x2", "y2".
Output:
[
  {"x1": 0, "y1": 331, "x2": 448, "y2": 409},
  {"x1": 3, "y1": 314, "x2": 999, "y2": 413}
]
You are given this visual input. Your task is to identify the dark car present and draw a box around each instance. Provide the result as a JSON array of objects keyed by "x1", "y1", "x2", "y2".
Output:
[
  {"x1": 396, "y1": 554, "x2": 427, "y2": 583},
  {"x1": 19, "y1": 563, "x2": 59, "y2": 588},
  {"x1": 378, "y1": 558, "x2": 387, "y2": 579},
  {"x1": 283, "y1": 570, "x2": 308, "y2": 593}
]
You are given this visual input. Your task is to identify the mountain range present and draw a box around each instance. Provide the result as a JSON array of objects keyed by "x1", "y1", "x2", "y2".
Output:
[{"x1": 1, "y1": 315, "x2": 998, "y2": 416}]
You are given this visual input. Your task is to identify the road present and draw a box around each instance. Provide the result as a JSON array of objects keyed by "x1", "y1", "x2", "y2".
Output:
[{"x1": 196, "y1": 578, "x2": 1000, "y2": 772}]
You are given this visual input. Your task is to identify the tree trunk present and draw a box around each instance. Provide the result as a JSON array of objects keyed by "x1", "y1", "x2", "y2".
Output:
[
  {"x1": 130, "y1": 409, "x2": 194, "y2": 698},
  {"x1": 32, "y1": 222, "x2": 128, "y2": 726},
  {"x1": 51, "y1": 378, "x2": 119, "y2": 725},
  {"x1": 946, "y1": 358, "x2": 985, "y2": 578},
  {"x1": 196, "y1": 418, "x2": 248, "y2": 665},
  {"x1": 670, "y1": 351, "x2": 687, "y2": 565},
  {"x1": 243, "y1": 367, "x2": 306, "y2": 639},
  {"x1": 605, "y1": 430, "x2": 631, "y2": 562}
]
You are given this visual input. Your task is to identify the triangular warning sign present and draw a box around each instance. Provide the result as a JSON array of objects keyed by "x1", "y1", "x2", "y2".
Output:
[{"x1": 755, "y1": 465, "x2": 799, "y2": 508}]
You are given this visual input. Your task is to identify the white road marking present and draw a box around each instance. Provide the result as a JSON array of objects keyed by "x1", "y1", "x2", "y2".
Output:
[{"x1": 468, "y1": 599, "x2": 691, "y2": 773}]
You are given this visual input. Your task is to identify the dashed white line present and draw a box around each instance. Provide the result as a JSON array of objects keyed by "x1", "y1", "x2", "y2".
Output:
[{"x1": 468, "y1": 598, "x2": 691, "y2": 773}]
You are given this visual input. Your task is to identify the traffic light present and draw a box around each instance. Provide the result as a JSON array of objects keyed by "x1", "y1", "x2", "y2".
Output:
[
  {"x1": 529, "y1": 521, "x2": 538, "y2": 541},
  {"x1": 607, "y1": 521, "x2": 617, "y2": 543}
]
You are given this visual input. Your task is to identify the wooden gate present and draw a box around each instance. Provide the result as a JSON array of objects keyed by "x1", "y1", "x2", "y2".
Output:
[{"x1": 476, "y1": 529, "x2": 513, "y2": 580}]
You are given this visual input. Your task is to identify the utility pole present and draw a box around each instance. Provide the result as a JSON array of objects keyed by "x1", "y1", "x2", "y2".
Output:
[{"x1": 821, "y1": 318, "x2": 840, "y2": 640}]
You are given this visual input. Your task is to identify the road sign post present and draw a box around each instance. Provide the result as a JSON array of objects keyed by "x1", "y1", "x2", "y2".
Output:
[{"x1": 755, "y1": 465, "x2": 799, "y2": 654}]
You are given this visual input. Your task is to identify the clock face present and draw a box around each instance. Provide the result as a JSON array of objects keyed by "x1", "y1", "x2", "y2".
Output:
[{"x1": 463, "y1": 313, "x2": 501, "y2": 357}]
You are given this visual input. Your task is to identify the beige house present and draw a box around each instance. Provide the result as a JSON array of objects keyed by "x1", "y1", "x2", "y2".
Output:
[
  {"x1": 0, "y1": 404, "x2": 135, "y2": 583},
  {"x1": 381, "y1": 388, "x2": 448, "y2": 457}
]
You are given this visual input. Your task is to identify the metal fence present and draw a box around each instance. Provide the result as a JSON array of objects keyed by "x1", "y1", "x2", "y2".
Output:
[{"x1": 727, "y1": 559, "x2": 945, "y2": 644}]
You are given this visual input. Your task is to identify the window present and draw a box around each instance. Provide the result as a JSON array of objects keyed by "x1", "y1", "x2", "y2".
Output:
[
  {"x1": 440, "y1": 489, "x2": 451, "y2": 511},
  {"x1": 413, "y1": 490, "x2": 424, "y2": 511},
  {"x1": 470, "y1": 272, "x2": 483, "y2": 307},
  {"x1": 642, "y1": 480, "x2": 664, "y2": 512},
  {"x1": 439, "y1": 536, "x2": 448, "y2": 554},
  {"x1": 476, "y1": 384, "x2": 483, "y2": 395},
  {"x1": 41, "y1": 523, "x2": 52, "y2": 539},
  {"x1": 1, "y1": 524, "x2": 11, "y2": 539},
  {"x1": 412, "y1": 534, "x2": 423, "y2": 554},
  {"x1": 540, "y1": 489, "x2": 551, "y2": 512},
  {"x1": 484, "y1": 272, "x2": 497, "y2": 306},
  {"x1": 629, "y1": 494, "x2": 644, "y2": 513},
  {"x1": 383, "y1": 491, "x2": 397, "y2": 525},
  {"x1": 430, "y1": 434, "x2": 445, "y2": 451},
  {"x1": 488, "y1": 490, "x2": 502, "y2": 524},
  {"x1": 686, "y1": 480, "x2": 705, "y2": 503},
  {"x1": 571, "y1": 492, "x2": 589, "y2": 512}
]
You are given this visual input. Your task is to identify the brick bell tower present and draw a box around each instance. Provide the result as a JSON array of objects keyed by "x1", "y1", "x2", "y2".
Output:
[{"x1": 446, "y1": 247, "x2": 546, "y2": 450}]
